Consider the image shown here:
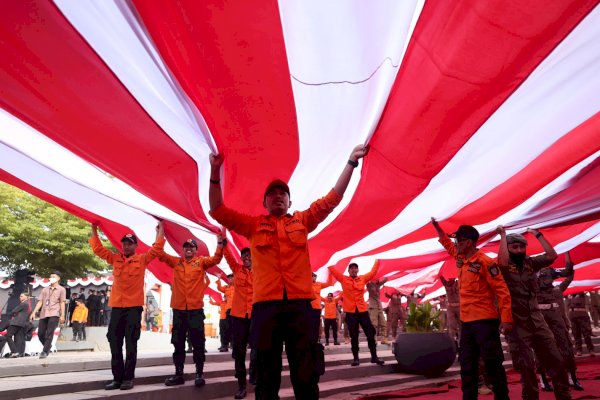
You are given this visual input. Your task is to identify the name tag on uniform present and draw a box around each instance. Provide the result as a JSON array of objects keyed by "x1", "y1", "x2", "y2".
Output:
[{"x1": 467, "y1": 262, "x2": 481, "y2": 273}]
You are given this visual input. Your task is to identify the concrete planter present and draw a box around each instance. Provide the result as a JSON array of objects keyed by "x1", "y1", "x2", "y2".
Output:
[{"x1": 392, "y1": 332, "x2": 457, "y2": 377}]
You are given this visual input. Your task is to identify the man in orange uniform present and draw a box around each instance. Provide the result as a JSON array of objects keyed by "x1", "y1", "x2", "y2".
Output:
[
  {"x1": 89, "y1": 222, "x2": 165, "y2": 390},
  {"x1": 159, "y1": 235, "x2": 225, "y2": 387},
  {"x1": 223, "y1": 246, "x2": 255, "y2": 399},
  {"x1": 431, "y1": 219, "x2": 513, "y2": 400},
  {"x1": 216, "y1": 274, "x2": 234, "y2": 352},
  {"x1": 329, "y1": 261, "x2": 385, "y2": 366},
  {"x1": 320, "y1": 293, "x2": 341, "y2": 346},
  {"x1": 311, "y1": 272, "x2": 334, "y2": 343},
  {"x1": 209, "y1": 296, "x2": 230, "y2": 351},
  {"x1": 209, "y1": 144, "x2": 368, "y2": 400}
]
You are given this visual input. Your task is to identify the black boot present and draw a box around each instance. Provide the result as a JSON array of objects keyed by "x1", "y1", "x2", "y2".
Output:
[
  {"x1": 195, "y1": 364, "x2": 206, "y2": 387},
  {"x1": 540, "y1": 373, "x2": 553, "y2": 392},
  {"x1": 369, "y1": 343, "x2": 385, "y2": 365},
  {"x1": 351, "y1": 350, "x2": 360, "y2": 366},
  {"x1": 234, "y1": 377, "x2": 247, "y2": 399},
  {"x1": 165, "y1": 364, "x2": 185, "y2": 386},
  {"x1": 570, "y1": 369, "x2": 584, "y2": 391}
]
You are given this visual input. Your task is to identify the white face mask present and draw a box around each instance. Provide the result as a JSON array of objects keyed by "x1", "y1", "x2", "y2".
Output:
[{"x1": 49, "y1": 277, "x2": 58, "y2": 284}]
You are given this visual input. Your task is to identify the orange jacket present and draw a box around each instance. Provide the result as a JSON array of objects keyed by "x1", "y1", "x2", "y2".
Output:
[
  {"x1": 321, "y1": 295, "x2": 341, "y2": 319},
  {"x1": 209, "y1": 299, "x2": 228, "y2": 319},
  {"x1": 439, "y1": 236, "x2": 512, "y2": 323},
  {"x1": 329, "y1": 260, "x2": 379, "y2": 313},
  {"x1": 71, "y1": 304, "x2": 88, "y2": 323},
  {"x1": 159, "y1": 247, "x2": 222, "y2": 310},
  {"x1": 223, "y1": 246, "x2": 254, "y2": 318},
  {"x1": 311, "y1": 275, "x2": 334, "y2": 310},
  {"x1": 89, "y1": 236, "x2": 165, "y2": 308},
  {"x1": 216, "y1": 279, "x2": 234, "y2": 311},
  {"x1": 211, "y1": 189, "x2": 342, "y2": 303}
]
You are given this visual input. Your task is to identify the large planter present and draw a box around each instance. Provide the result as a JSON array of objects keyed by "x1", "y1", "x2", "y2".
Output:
[{"x1": 393, "y1": 332, "x2": 457, "y2": 377}]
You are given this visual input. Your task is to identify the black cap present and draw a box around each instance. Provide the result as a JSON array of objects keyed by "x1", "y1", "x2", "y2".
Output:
[
  {"x1": 448, "y1": 225, "x2": 479, "y2": 242},
  {"x1": 121, "y1": 233, "x2": 138, "y2": 244},
  {"x1": 183, "y1": 239, "x2": 198, "y2": 248},
  {"x1": 264, "y1": 179, "x2": 290, "y2": 200}
]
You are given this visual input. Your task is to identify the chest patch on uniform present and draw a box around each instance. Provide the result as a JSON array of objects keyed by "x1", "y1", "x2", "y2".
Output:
[
  {"x1": 488, "y1": 264, "x2": 500, "y2": 277},
  {"x1": 467, "y1": 262, "x2": 481, "y2": 273}
]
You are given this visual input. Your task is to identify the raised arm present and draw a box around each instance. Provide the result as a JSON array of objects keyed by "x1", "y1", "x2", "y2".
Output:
[
  {"x1": 89, "y1": 224, "x2": 116, "y2": 263},
  {"x1": 496, "y1": 225, "x2": 509, "y2": 267},
  {"x1": 209, "y1": 154, "x2": 224, "y2": 211},
  {"x1": 327, "y1": 265, "x2": 343, "y2": 282},
  {"x1": 333, "y1": 144, "x2": 369, "y2": 195},
  {"x1": 528, "y1": 228, "x2": 558, "y2": 269},
  {"x1": 362, "y1": 260, "x2": 380, "y2": 282},
  {"x1": 377, "y1": 276, "x2": 388, "y2": 288},
  {"x1": 431, "y1": 218, "x2": 457, "y2": 258},
  {"x1": 558, "y1": 251, "x2": 574, "y2": 293},
  {"x1": 143, "y1": 221, "x2": 166, "y2": 263},
  {"x1": 203, "y1": 232, "x2": 225, "y2": 268}
]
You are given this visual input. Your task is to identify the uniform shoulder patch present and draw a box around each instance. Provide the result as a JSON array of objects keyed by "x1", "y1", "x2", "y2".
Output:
[{"x1": 488, "y1": 264, "x2": 500, "y2": 277}]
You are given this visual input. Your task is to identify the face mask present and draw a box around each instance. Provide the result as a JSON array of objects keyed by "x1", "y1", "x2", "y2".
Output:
[
  {"x1": 509, "y1": 252, "x2": 526, "y2": 266},
  {"x1": 49, "y1": 277, "x2": 58, "y2": 284}
]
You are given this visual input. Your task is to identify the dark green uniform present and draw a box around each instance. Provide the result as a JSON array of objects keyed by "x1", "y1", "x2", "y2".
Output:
[
  {"x1": 537, "y1": 262, "x2": 579, "y2": 388},
  {"x1": 569, "y1": 294, "x2": 595, "y2": 355},
  {"x1": 500, "y1": 255, "x2": 571, "y2": 400}
]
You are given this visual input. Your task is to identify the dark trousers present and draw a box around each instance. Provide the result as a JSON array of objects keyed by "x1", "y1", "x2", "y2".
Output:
[
  {"x1": 571, "y1": 315, "x2": 594, "y2": 353},
  {"x1": 324, "y1": 318, "x2": 338, "y2": 343},
  {"x1": 90, "y1": 309, "x2": 101, "y2": 326},
  {"x1": 107, "y1": 307, "x2": 142, "y2": 382},
  {"x1": 72, "y1": 322, "x2": 86, "y2": 340},
  {"x1": 219, "y1": 318, "x2": 229, "y2": 348},
  {"x1": 171, "y1": 309, "x2": 205, "y2": 371},
  {"x1": 345, "y1": 310, "x2": 377, "y2": 359},
  {"x1": 251, "y1": 299, "x2": 320, "y2": 400},
  {"x1": 512, "y1": 317, "x2": 570, "y2": 400},
  {"x1": 230, "y1": 315, "x2": 256, "y2": 383},
  {"x1": 38, "y1": 316, "x2": 59, "y2": 354},
  {"x1": 224, "y1": 309, "x2": 232, "y2": 346},
  {"x1": 0, "y1": 325, "x2": 25, "y2": 354},
  {"x1": 459, "y1": 319, "x2": 509, "y2": 400},
  {"x1": 309, "y1": 308, "x2": 321, "y2": 341}
]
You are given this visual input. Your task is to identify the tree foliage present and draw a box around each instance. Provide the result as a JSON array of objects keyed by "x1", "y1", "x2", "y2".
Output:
[{"x1": 0, "y1": 182, "x2": 111, "y2": 279}]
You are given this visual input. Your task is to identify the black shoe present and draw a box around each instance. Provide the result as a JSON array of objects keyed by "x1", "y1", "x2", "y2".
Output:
[
  {"x1": 195, "y1": 373, "x2": 206, "y2": 387},
  {"x1": 39, "y1": 352, "x2": 48, "y2": 359},
  {"x1": 165, "y1": 374, "x2": 185, "y2": 386},
  {"x1": 325, "y1": 341, "x2": 329, "y2": 346},
  {"x1": 8, "y1": 353, "x2": 20, "y2": 358},
  {"x1": 541, "y1": 382, "x2": 553, "y2": 392},
  {"x1": 334, "y1": 341, "x2": 340, "y2": 345},
  {"x1": 351, "y1": 359, "x2": 360, "y2": 367},
  {"x1": 370, "y1": 357, "x2": 385, "y2": 365},
  {"x1": 105, "y1": 381, "x2": 121, "y2": 390},
  {"x1": 572, "y1": 380, "x2": 584, "y2": 391},
  {"x1": 218, "y1": 346, "x2": 228, "y2": 352},
  {"x1": 185, "y1": 348, "x2": 193, "y2": 353},
  {"x1": 234, "y1": 387, "x2": 247, "y2": 399},
  {"x1": 120, "y1": 380, "x2": 134, "y2": 390}
]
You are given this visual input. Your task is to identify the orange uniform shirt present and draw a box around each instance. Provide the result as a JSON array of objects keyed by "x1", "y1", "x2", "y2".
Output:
[
  {"x1": 209, "y1": 299, "x2": 228, "y2": 320},
  {"x1": 89, "y1": 236, "x2": 165, "y2": 308},
  {"x1": 159, "y1": 247, "x2": 223, "y2": 310},
  {"x1": 311, "y1": 276, "x2": 334, "y2": 310},
  {"x1": 321, "y1": 295, "x2": 341, "y2": 319},
  {"x1": 223, "y1": 246, "x2": 254, "y2": 318},
  {"x1": 329, "y1": 260, "x2": 379, "y2": 313},
  {"x1": 439, "y1": 236, "x2": 513, "y2": 323},
  {"x1": 216, "y1": 279, "x2": 234, "y2": 311},
  {"x1": 211, "y1": 189, "x2": 342, "y2": 304},
  {"x1": 71, "y1": 304, "x2": 88, "y2": 323}
]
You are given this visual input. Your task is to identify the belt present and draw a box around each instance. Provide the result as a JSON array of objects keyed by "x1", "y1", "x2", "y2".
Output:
[
  {"x1": 537, "y1": 303, "x2": 558, "y2": 310},
  {"x1": 440, "y1": 308, "x2": 447, "y2": 311},
  {"x1": 571, "y1": 308, "x2": 587, "y2": 312},
  {"x1": 449, "y1": 303, "x2": 460, "y2": 307}
]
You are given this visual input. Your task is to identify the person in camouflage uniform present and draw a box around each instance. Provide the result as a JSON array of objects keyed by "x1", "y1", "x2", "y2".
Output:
[
  {"x1": 367, "y1": 277, "x2": 388, "y2": 344},
  {"x1": 440, "y1": 274, "x2": 460, "y2": 342},
  {"x1": 537, "y1": 251, "x2": 583, "y2": 391},
  {"x1": 497, "y1": 226, "x2": 571, "y2": 400},
  {"x1": 385, "y1": 291, "x2": 406, "y2": 340},
  {"x1": 569, "y1": 292, "x2": 595, "y2": 357},
  {"x1": 589, "y1": 291, "x2": 600, "y2": 328}
]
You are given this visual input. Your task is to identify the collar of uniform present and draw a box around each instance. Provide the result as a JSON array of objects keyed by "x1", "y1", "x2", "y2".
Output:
[{"x1": 465, "y1": 248, "x2": 483, "y2": 264}]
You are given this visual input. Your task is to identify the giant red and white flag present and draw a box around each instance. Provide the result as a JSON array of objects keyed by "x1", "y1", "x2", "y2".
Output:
[{"x1": 1, "y1": 0, "x2": 599, "y2": 295}]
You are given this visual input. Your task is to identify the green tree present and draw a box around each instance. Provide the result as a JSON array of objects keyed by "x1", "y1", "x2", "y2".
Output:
[{"x1": 0, "y1": 182, "x2": 111, "y2": 280}]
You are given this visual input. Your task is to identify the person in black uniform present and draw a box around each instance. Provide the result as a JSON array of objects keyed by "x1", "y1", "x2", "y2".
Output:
[{"x1": 0, "y1": 293, "x2": 30, "y2": 357}]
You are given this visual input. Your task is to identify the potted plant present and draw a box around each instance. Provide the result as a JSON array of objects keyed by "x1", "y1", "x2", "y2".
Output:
[{"x1": 392, "y1": 302, "x2": 457, "y2": 377}]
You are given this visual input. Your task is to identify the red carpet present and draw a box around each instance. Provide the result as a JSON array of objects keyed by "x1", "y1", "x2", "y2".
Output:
[{"x1": 357, "y1": 357, "x2": 600, "y2": 399}]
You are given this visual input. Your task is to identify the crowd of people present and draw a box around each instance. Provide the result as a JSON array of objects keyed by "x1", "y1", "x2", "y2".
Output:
[{"x1": 2, "y1": 143, "x2": 599, "y2": 400}]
